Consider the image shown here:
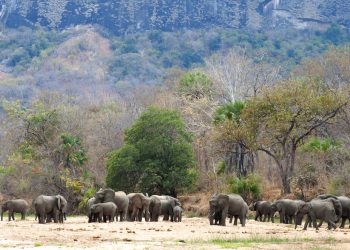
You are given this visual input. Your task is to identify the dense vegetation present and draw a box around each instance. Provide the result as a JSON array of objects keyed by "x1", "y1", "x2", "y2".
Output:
[
  {"x1": 0, "y1": 23, "x2": 349, "y2": 209},
  {"x1": 106, "y1": 107, "x2": 196, "y2": 197}
]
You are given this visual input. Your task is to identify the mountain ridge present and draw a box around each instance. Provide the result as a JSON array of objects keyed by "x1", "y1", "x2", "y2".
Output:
[{"x1": 0, "y1": 0, "x2": 349, "y2": 34}]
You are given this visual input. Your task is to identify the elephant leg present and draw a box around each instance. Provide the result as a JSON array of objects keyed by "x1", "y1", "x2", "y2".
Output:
[
  {"x1": 98, "y1": 212, "x2": 103, "y2": 223},
  {"x1": 234, "y1": 216, "x2": 238, "y2": 226},
  {"x1": 240, "y1": 215, "x2": 246, "y2": 227},
  {"x1": 39, "y1": 212, "x2": 46, "y2": 224},
  {"x1": 123, "y1": 208, "x2": 128, "y2": 221},
  {"x1": 310, "y1": 214, "x2": 318, "y2": 230},
  {"x1": 327, "y1": 220, "x2": 336, "y2": 230},
  {"x1": 303, "y1": 216, "x2": 310, "y2": 230},
  {"x1": 279, "y1": 212, "x2": 284, "y2": 223},
  {"x1": 254, "y1": 212, "x2": 259, "y2": 221},
  {"x1": 229, "y1": 215, "x2": 233, "y2": 223},
  {"x1": 137, "y1": 209, "x2": 143, "y2": 222},
  {"x1": 340, "y1": 217, "x2": 346, "y2": 228},
  {"x1": 318, "y1": 220, "x2": 324, "y2": 228},
  {"x1": 220, "y1": 211, "x2": 226, "y2": 226},
  {"x1": 8, "y1": 210, "x2": 13, "y2": 221}
]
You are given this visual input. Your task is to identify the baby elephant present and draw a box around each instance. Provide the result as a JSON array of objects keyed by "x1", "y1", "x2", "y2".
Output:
[
  {"x1": 173, "y1": 206, "x2": 183, "y2": 222},
  {"x1": 90, "y1": 202, "x2": 117, "y2": 223},
  {"x1": 249, "y1": 201, "x2": 274, "y2": 222},
  {"x1": 1, "y1": 199, "x2": 29, "y2": 221}
]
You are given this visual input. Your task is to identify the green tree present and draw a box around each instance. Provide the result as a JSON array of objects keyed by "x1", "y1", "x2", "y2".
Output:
[
  {"x1": 59, "y1": 133, "x2": 88, "y2": 177},
  {"x1": 106, "y1": 107, "x2": 197, "y2": 197},
  {"x1": 216, "y1": 78, "x2": 347, "y2": 194},
  {"x1": 214, "y1": 101, "x2": 254, "y2": 177},
  {"x1": 177, "y1": 71, "x2": 213, "y2": 99}
]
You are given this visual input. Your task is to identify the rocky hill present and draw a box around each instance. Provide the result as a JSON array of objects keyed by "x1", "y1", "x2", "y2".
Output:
[{"x1": 0, "y1": 0, "x2": 349, "y2": 34}]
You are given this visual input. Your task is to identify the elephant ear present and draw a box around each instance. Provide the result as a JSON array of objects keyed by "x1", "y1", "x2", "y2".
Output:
[
  {"x1": 218, "y1": 194, "x2": 229, "y2": 206},
  {"x1": 103, "y1": 189, "x2": 115, "y2": 202},
  {"x1": 56, "y1": 195, "x2": 61, "y2": 210}
]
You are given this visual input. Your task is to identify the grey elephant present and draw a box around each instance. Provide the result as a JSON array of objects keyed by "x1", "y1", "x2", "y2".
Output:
[
  {"x1": 33, "y1": 195, "x2": 67, "y2": 224},
  {"x1": 249, "y1": 200, "x2": 274, "y2": 222},
  {"x1": 1, "y1": 199, "x2": 29, "y2": 221},
  {"x1": 90, "y1": 202, "x2": 117, "y2": 223},
  {"x1": 318, "y1": 194, "x2": 350, "y2": 228},
  {"x1": 227, "y1": 194, "x2": 248, "y2": 227},
  {"x1": 173, "y1": 205, "x2": 183, "y2": 222},
  {"x1": 209, "y1": 194, "x2": 229, "y2": 226},
  {"x1": 127, "y1": 193, "x2": 151, "y2": 222},
  {"x1": 149, "y1": 195, "x2": 162, "y2": 222},
  {"x1": 44, "y1": 195, "x2": 68, "y2": 223},
  {"x1": 338, "y1": 196, "x2": 350, "y2": 228},
  {"x1": 271, "y1": 199, "x2": 305, "y2": 224},
  {"x1": 155, "y1": 195, "x2": 181, "y2": 222},
  {"x1": 95, "y1": 188, "x2": 129, "y2": 221},
  {"x1": 295, "y1": 199, "x2": 337, "y2": 230},
  {"x1": 313, "y1": 196, "x2": 342, "y2": 228},
  {"x1": 87, "y1": 197, "x2": 97, "y2": 223}
]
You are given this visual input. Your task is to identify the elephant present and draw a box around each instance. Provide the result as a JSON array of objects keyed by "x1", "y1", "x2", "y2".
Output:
[
  {"x1": 249, "y1": 200, "x2": 274, "y2": 222},
  {"x1": 44, "y1": 195, "x2": 68, "y2": 223},
  {"x1": 155, "y1": 195, "x2": 181, "y2": 222},
  {"x1": 57, "y1": 195, "x2": 67, "y2": 223},
  {"x1": 173, "y1": 205, "x2": 183, "y2": 222},
  {"x1": 149, "y1": 195, "x2": 162, "y2": 222},
  {"x1": 127, "y1": 193, "x2": 151, "y2": 222},
  {"x1": 90, "y1": 202, "x2": 117, "y2": 223},
  {"x1": 270, "y1": 199, "x2": 305, "y2": 224},
  {"x1": 209, "y1": 194, "x2": 228, "y2": 226},
  {"x1": 1, "y1": 199, "x2": 29, "y2": 221},
  {"x1": 95, "y1": 188, "x2": 129, "y2": 221},
  {"x1": 295, "y1": 199, "x2": 337, "y2": 231},
  {"x1": 338, "y1": 196, "x2": 350, "y2": 228},
  {"x1": 313, "y1": 196, "x2": 342, "y2": 228},
  {"x1": 87, "y1": 197, "x2": 97, "y2": 223},
  {"x1": 318, "y1": 194, "x2": 350, "y2": 228},
  {"x1": 227, "y1": 194, "x2": 248, "y2": 227},
  {"x1": 33, "y1": 195, "x2": 67, "y2": 224}
]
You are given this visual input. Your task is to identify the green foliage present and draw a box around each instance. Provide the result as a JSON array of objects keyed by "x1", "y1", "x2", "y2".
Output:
[
  {"x1": 0, "y1": 29, "x2": 68, "y2": 73},
  {"x1": 301, "y1": 137, "x2": 341, "y2": 152},
  {"x1": 216, "y1": 160, "x2": 225, "y2": 175},
  {"x1": 214, "y1": 101, "x2": 245, "y2": 125},
  {"x1": 210, "y1": 237, "x2": 293, "y2": 249},
  {"x1": 78, "y1": 187, "x2": 97, "y2": 211},
  {"x1": 228, "y1": 174, "x2": 261, "y2": 201},
  {"x1": 60, "y1": 133, "x2": 88, "y2": 168},
  {"x1": 106, "y1": 107, "x2": 197, "y2": 195},
  {"x1": 177, "y1": 71, "x2": 213, "y2": 99}
]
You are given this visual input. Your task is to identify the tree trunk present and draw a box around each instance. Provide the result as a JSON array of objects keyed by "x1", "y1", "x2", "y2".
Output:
[{"x1": 281, "y1": 171, "x2": 291, "y2": 194}]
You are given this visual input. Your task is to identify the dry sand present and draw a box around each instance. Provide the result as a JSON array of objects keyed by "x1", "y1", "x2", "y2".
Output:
[{"x1": 0, "y1": 216, "x2": 349, "y2": 249}]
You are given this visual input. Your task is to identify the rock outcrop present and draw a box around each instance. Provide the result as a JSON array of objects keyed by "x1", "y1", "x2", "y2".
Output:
[{"x1": 0, "y1": 0, "x2": 348, "y2": 33}]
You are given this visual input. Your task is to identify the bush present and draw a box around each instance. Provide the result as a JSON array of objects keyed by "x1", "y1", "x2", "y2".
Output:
[
  {"x1": 78, "y1": 187, "x2": 97, "y2": 212},
  {"x1": 228, "y1": 174, "x2": 261, "y2": 201}
]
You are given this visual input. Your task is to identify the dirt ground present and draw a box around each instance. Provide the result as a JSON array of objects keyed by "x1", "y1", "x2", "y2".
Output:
[{"x1": 0, "y1": 216, "x2": 349, "y2": 249}]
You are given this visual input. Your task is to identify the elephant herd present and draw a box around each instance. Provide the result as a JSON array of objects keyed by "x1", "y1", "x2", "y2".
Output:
[
  {"x1": 88, "y1": 189, "x2": 183, "y2": 223},
  {"x1": 209, "y1": 193, "x2": 350, "y2": 231},
  {"x1": 0, "y1": 188, "x2": 183, "y2": 224},
  {"x1": 2, "y1": 190, "x2": 349, "y2": 231},
  {"x1": 0, "y1": 195, "x2": 67, "y2": 223}
]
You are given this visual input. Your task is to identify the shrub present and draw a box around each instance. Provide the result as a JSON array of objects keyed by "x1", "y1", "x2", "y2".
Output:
[{"x1": 228, "y1": 174, "x2": 261, "y2": 201}]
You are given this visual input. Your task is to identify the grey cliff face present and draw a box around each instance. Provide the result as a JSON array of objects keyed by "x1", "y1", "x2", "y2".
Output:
[{"x1": 0, "y1": 0, "x2": 348, "y2": 33}]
